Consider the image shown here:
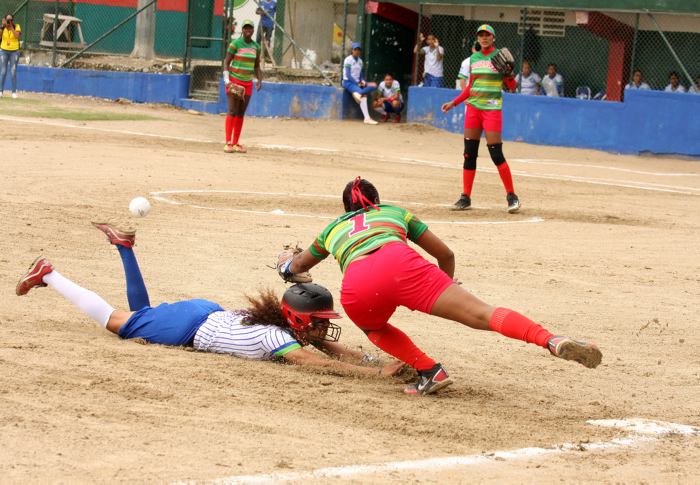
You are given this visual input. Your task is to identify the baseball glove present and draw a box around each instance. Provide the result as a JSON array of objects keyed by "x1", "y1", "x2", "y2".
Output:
[
  {"x1": 227, "y1": 82, "x2": 246, "y2": 99},
  {"x1": 276, "y1": 244, "x2": 313, "y2": 283},
  {"x1": 491, "y1": 47, "x2": 515, "y2": 76}
]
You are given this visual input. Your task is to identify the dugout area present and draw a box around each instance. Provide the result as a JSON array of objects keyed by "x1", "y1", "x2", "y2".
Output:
[{"x1": 1, "y1": 93, "x2": 699, "y2": 482}]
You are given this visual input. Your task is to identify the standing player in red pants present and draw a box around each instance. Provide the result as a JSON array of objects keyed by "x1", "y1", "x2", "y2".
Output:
[
  {"x1": 223, "y1": 19, "x2": 263, "y2": 154},
  {"x1": 441, "y1": 24, "x2": 520, "y2": 213},
  {"x1": 277, "y1": 177, "x2": 602, "y2": 396}
]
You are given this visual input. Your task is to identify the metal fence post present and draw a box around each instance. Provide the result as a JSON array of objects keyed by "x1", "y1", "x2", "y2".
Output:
[
  {"x1": 273, "y1": 0, "x2": 285, "y2": 65},
  {"x1": 52, "y1": 0, "x2": 59, "y2": 67},
  {"x1": 22, "y1": 0, "x2": 29, "y2": 50},
  {"x1": 412, "y1": 2, "x2": 422, "y2": 85},
  {"x1": 183, "y1": 0, "x2": 192, "y2": 73},
  {"x1": 627, "y1": 12, "x2": 640, "y2": 85},
  {"x1": 340, "y1": 0, "x2": 348, "y2": 82},
  {"x1": 517, "y1": 7, "x2": 527, "y2": 93}
]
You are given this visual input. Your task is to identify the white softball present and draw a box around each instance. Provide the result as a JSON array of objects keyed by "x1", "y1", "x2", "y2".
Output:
[{"x1": 129, "y1": 197, "x2": 151, "y2": 218}]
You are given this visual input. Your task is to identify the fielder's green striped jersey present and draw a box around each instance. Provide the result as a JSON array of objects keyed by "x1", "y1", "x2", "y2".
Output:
[
  {"x1": 309, "y1": 205, "x2": 429, "y2": 273},
  {"x1": 227, "y1": 37, "x2": 260, "y2": 82},
  {"x1": 467, "y1": 49, "x2": 504, "y2": 111}
]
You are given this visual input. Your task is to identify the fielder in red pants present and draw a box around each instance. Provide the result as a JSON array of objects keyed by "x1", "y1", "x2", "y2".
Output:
[
  {"x1": 442, "y1": 24, "x2": 520, "y2": 213},
  {"x1": 223, "y1": 19, "x2": 263, "y2": 154},
  {"x1": 278, "y1": 177, "x2": 602, "y2": 396}
]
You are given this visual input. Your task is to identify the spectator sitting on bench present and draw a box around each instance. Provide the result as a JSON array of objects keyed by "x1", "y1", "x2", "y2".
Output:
[
  {"x1": 541, "y1": 63, "x2": 564, "y2": 97},
  {"x1": 664, "y1": 71, "x2": 686, "y2": 93},
  {"x1": 342, "y1": 42, "x2": 377, "y2": 125},
  {"x1": 625, "y1": 69, "x2": 650, "y2": 91}
]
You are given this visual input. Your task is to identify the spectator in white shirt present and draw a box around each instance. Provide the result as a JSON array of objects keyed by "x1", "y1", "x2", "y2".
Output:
[
  {"x1": 664, "y1": 71, "x2": 686, "y2": 93},
  {"x1": 689, "y1": 75, "x2": 700, "y2": 94},
  {"x1": 414, "y1": 33, "x2": 444, "y2": 88},
  {"x1": 457, "y1": 42, "x2": 480, "y2": 90},
  {"x1": 625, "y1": 69, "x2": 651, "y2": 91},
  {"x1": 515, "y1": 60, "x2": 541, "y2": 95},
  {"x1": 541, "y1": 63, "x2": 564, "y2": 97},
  {"x1": 373, "y1": 73, "x2": 404, "y2": 123}
]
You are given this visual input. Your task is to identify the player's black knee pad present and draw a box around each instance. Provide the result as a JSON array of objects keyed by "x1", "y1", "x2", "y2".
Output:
[
  {"x1": 463, "y1": 138, "x2": 479, "y2": 170},
  {"x1": 487, "y1": 143, "x2": 506, "y2": 166}
]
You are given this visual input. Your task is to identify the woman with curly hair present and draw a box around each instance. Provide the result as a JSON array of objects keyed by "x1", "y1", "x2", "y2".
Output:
[
  {"x1": 278, "y1": 177, "x2": 603, "y2": 396},
  {"x1": 16, "y1": 222, "x2": 404, "y2": 378}
]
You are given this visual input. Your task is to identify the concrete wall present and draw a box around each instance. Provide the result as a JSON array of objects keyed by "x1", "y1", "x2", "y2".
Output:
[
  {"x1": 406, "y1": 86, "x2": 700, "y2": 157},
  {"x1": 14, "y1": 66, "x2": 189, "y2": 103},
  {"x1": 286, "y1": 0, "x2": 335, "y2": 64}
]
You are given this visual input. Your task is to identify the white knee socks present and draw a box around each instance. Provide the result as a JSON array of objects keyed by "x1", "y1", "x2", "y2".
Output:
[
  {"x1": 359, "y1": 97, "x2": 371, "y2": 120},
  {"x1": 43, "y1": 271, "x2": 115, "y2": 328}
]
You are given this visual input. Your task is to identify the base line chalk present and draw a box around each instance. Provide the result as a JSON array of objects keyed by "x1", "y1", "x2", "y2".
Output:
[
  {"x1": 187, "y1": 418, "x2": 698, "y2": 484},
  {"x1": 149, "y1": 189, "x2": 545, "y2": 226}
]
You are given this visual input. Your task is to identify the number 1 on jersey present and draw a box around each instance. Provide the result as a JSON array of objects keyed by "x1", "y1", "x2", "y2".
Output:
[{"x1": 349, "y1": 213, "x2": 370, "y2": 236}]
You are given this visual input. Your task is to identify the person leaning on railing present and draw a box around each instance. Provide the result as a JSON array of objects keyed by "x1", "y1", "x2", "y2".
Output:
[{"x1": 1, "y1": 13, "x2": 21, "y2": 98}]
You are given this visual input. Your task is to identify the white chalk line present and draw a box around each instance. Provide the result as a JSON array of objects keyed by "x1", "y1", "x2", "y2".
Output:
[
  {"x1": 191, "y1": 418, "x2": 699, "y2": 484},
  {"x1": 4, "y1": 115, "x2": 699, "y2": 195},
  {"x1": 149, "y1": 190, "x2": 545, "y2": 226}
]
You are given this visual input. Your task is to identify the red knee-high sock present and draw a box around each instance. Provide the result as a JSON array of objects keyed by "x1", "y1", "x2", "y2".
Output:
[
  {"x1": 366, "y1": 323, "x2": 436, "y2": 371},
  {"x1": 496, "y1": 162, "x2": 515, "y2": 193},
  {"x1": 232, "y1": 115, "x2": 245, "y2": 145},
  {"x1": 226, "y1": 115, "x2": 236, "y2": 145},
  {"x1": 462, "y1": 169, "x2": 476, "y2": 196},
  {"x1": 489, "y1": 307, "x2": 553, "y2": 348}
]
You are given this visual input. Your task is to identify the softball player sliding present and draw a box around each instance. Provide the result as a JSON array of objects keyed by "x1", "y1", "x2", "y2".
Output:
[
  {"x1": 278, "y1": 177, "x2": 602, "y2": 396},
  {"x1": 15, "y1": 223, "x2": 404, "y2": 378},
  {"x1": 223, "y1": 19, "x2": 263, "y2": 154},
  {"x1": 442, "y1": 24, "x2": 520, "y2": 213}
]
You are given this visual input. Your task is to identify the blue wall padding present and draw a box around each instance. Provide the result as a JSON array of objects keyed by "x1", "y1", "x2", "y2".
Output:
[
  {"x1": 407, "y1": 86, "x2": 700, "y2": 157},
  {"x1": 15, "y1": 66, "x2": 189, "y2": 104}
]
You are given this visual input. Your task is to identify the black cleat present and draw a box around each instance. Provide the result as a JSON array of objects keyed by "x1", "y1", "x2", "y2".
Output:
[
  {"x1": 404, "y1": 363, "x2": 453, "y2": 395},
  {"x1": 452, "y1": 194, "x2": 472, "y2": 211},
  {"x1": 506, "y1": 192, "x2": 521, "y2": 213}
]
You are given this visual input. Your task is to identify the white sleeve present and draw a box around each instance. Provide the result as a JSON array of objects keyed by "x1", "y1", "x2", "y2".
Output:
[
  {"x1": 262, "y1": 327, "x2": 300, "y2": 358},
  {"x1": 422, "y1": 46, "x2": 429, "y2": 54},
  {"x1": 458, "y1": 58, "x2": 470, "y2": 78},
  {"x1": 439, "y1": 46, "x2": 444, "y2": 55}
]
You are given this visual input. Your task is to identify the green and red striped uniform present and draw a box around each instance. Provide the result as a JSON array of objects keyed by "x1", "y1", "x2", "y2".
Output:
[
  {"x1": 467, "y1": 49, "x2": 505, "y2": 111},
  {"x1": 309, "y1": 205, "x2": 429, "y2": 273},
  {"x1": 227, "y1": 37, "x2": 260, "y2": 82}
]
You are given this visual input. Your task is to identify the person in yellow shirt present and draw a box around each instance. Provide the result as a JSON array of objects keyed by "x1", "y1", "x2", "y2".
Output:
[{"x1": 1, "y1": 14, "x2": 21, "y2": 98}]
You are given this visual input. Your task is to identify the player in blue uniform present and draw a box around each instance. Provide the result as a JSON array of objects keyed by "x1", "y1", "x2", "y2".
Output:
[{"x1": 15, "y1": 223, "x2": 405, "y2": 377}]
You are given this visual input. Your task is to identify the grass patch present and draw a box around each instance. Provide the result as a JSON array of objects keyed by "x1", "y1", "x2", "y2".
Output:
[
  {"x1": 0, "y1": 97, "x2": 43, "y2": 105},
  {"x1": 0, "y1": 104, "x2": 159, "y2": 121}
]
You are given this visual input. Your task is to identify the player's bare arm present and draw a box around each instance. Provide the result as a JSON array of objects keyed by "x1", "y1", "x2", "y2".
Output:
[
  {"x1": 254, "y1": 52, "x2": 263, "y2": 91},
  {"x1": 414, "y1": 32, "x2": 425, "y2": 54},
  {"x1": 289, "y1": 249, "x2": 322, "y2": 274},
  {"x1": 415, "y1": 230, "x2": 455, "y2": 278},
  {"x1": 282, "y1": 347, "x2": 402, "y2": 377},
  {"x1": 223, "y1": 51, "x2": 233, "y2": 86}
]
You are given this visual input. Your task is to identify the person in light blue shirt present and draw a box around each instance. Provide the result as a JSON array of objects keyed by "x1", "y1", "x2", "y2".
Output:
[{"x1": 515, "y1": 60, "x2": 541, "y2": 95}]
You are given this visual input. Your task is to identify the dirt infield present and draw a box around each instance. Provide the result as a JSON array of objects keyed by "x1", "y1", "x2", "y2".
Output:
[{"x1": 1, "y1": 93, "x2": 699, "y2": 483}]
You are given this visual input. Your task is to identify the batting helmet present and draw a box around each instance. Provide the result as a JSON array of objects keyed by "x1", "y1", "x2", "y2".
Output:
[{"x1": 281, "y1": 283, "x2": 342, "y2": 344}]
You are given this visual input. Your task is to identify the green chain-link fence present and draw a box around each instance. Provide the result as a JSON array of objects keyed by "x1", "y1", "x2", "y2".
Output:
[{"x1": 359, "y1": 2, "x2": 699, "y2": 101}]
